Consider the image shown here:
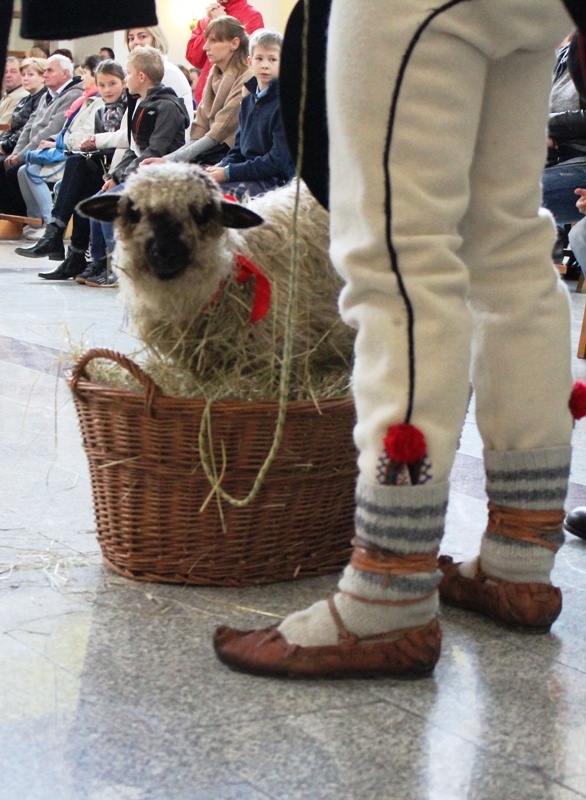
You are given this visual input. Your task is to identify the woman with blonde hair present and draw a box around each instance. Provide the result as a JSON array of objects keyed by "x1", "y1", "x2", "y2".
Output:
[{"x1": 0, "y1": 57, "x2": 46, "y2": 158}]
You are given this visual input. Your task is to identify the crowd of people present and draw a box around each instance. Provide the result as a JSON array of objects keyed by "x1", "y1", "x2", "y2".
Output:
[{"x1": 0, "y1": 0, "x2": 296, "y2": 287}]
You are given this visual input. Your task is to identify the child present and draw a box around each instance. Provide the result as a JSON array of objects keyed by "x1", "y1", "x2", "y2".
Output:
[
  {"x1": 17, "y1": 59, "x2": 127, "y2": 278},
  {"x1": 205, "y1": 28, "x2": 294, "y2": 199},
  {"x1": 214, "y1": 0, "x2": 586, "y2": 679},
  {"x1": 83, "y1": 46, "x2": 190, "y2": 287}
]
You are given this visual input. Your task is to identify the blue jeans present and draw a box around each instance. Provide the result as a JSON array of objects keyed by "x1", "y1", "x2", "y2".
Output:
[
  {"x1": 542, "y1": 159, "x2": 586, "y2": 225},
  {"x1": 17, "y1": 163, "x2": 58, "y2": 223},
  {"x1": 89, "y1": 184, "x2": 123, "y2": 265},
  {"x1": 569, "y1": 216, "x2": 586, "y2": 277}
]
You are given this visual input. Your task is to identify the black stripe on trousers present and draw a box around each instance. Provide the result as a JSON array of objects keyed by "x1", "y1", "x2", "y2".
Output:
[{"x1": 383, "y1": 0, "x2": 473, "y2": 422}]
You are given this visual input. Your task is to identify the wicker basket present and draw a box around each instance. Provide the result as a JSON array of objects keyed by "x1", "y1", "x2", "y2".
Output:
[{"x1": 67, "y1": 348, "x2": 356, "y2": 586}]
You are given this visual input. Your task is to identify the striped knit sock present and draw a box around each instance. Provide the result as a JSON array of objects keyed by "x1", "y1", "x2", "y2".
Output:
[
  {"x1": 460, "y1": 447, "x2": 570, "y2": 585},
  {"x1": 278, "y1": 478, "x2": 448, "y2": 647}
]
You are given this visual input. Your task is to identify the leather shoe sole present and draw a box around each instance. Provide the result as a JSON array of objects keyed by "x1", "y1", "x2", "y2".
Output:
[
  {"x1": 214, "y1": 600, "x2": 441, "y2": 679},
  {"x1": 438, "y1": 555, "x2": 561, "y2": 633},
  {"x1": 38, "y1": 267, "x2": 79, "y2": 280}
]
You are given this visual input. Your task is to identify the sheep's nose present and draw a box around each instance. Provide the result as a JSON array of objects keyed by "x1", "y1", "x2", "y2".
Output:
[{"x1": 145, "y1": 236, "x2": 191, "y2": 281}]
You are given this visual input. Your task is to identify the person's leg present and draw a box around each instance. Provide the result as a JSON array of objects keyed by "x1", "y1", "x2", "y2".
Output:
[
  {"x1": 542, "y1": 162, "x2": 586, "y2": 225},
  {"x1": 439, "y1": 43, "x2": 574, "y2": 628},
  {"x1": 2, "y1": 162, "x2": 27, "y2": 216},
  {"x1": 16, "y1": 164, "x2": 53, "y2": 223},
  {"x1": 221, "y1": 179, "x2": 279, "y2": 200},
  {"x1": 215, "y1": 0, "x2": 513, "y2": 678},
  {"x1": 214, "y1": 0, "x2": 576, "y2": 677},
  {"x1": 569, "y1": 216, "x2": 586, "y2": 276},
  {"x1": 52, "y1": 155, "x2": 103, "y2": 252}
]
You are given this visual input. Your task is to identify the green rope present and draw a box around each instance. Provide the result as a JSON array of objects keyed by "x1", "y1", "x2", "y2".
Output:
[{"x1": 197, "y1": 0, "x2": 312, "y2": 508}]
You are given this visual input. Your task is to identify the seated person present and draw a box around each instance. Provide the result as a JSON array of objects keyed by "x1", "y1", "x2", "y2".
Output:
[
  {"x1": 205, "y1": 28, "x2": 294, "y2": 199},
  {"x1": 145, "y1": 17, "x2": 251, "y2": 169},
  {"x1": 0, "y1": 54, "x2": 83, "y2": 217},
  {"x1": 0, "y1": 57, "x2": 28, "y2": 126},
  {"x1": 0, "y1": 57, "x2": 47, "y2": 161},
  {"x1": 185, "y1": 0, "x2": 263, "y2": 106},
  {"x1": 14, "y1": 54, "x2": 105, "y2": 238},
  {"x1": 542, "y1": 31, "x2": 586, "y2": 230},
  {"x1": 68, "y1": 45, "x2": 191, "y2": 286},
  {"x1": 568, "y1": 188, "x2": 586, "y2": 276},
  {"x1": 14, "y1": 60, "x2": 127, "y2": 280}
]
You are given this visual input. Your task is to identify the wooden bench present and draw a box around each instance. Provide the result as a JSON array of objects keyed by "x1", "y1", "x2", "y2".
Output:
[{"x1": 0, "y1": 213, "x2": 42, "y2": 239}]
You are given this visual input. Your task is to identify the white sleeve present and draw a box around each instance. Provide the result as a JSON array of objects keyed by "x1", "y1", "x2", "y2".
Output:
[{"x1": 162, "y1": 60, "x2": 195, "y2": 141}]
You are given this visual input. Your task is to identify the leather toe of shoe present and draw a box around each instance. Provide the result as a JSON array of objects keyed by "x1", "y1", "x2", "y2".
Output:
[
  {"x1": 15, "y1": 246, "x2": 41, "y2": 258},
  {"x1": 564, "y1": 507, "x2": 586, "y2": 540},
  {"x1": 213, "y1": 620, "x2": 441, "y2": 679}
]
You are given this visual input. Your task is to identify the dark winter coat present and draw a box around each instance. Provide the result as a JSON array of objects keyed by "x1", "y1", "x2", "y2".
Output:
[
  {"x1": 219, "y1": 77, "x2": 295, "y2": 185},
  {"x1": 112, "y1": 86, "x2": 190, "y2": 185},
  {"x1": 0, "y1": 87, "x2": 46, "y2": 155}
]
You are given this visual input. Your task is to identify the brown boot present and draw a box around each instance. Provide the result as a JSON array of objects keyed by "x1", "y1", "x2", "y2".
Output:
[
  {"x1": 214, "y1": 597, "x2": 442, "y2": 679},
  {"x1": 438, "y1": 504, "x2": 564, "y2": 632}
]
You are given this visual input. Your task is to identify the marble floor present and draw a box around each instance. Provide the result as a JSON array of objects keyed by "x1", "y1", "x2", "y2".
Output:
[{"x1": 3, "y1": 237, "x2": 586, "y2": 800}]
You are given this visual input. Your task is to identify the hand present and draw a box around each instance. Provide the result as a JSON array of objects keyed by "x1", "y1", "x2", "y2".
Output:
[
  {"x1": 206, "y1": 2, "x2": 224, "y2": 19},
  {"x1": 140, "y1": 157, "x2": 165, "y2": 166},
  {"x1": 575, "y1": 187, "x2": 586, "y2": 216},
  {"x1": 3, "y1": 153, "x2": 19, "y2": 169},
  {"x1": 38, "y1": 139, "x2": 53, "y2": 149},
  {"x1": 206, "y1": 166, "x2": 227, "y2": 183},
  {"x1": 79, "y1": 135, "x2": 97, "y2": 152},
  {"x1": 102, "y1": 178, "x2": 116, "y2": 192}
]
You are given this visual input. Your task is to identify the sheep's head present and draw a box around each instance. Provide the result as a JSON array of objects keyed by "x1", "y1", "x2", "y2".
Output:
[{"x1": 76, "y1": 162, "x2": 264, "y2": 281}]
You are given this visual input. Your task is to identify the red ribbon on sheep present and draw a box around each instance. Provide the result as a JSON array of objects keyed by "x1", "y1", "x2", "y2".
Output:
[{"x1": 235, "y1": 254, "x2": 271, "y2": 324}]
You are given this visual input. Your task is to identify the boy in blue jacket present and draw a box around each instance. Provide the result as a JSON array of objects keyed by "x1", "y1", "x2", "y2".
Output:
[{"x1": 205, "y1": 28, "x2": 294, "y2": 199}]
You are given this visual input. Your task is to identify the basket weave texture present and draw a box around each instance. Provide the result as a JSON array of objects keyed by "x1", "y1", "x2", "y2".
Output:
[{"x1": 67, "y1": 349, "x2": 356, "y2": 586}]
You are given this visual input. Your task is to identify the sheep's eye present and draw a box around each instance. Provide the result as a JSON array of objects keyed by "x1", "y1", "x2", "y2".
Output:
[
  {"x1": 126, "y1": 200, "x2": 141, "y2": 225},
  {"x1": 189, "y1": 202, "x2": 214, "y2": 227}
]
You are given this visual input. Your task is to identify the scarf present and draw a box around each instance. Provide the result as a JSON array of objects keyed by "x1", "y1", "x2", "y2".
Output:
[{"x1": 64, "y1": 86, "x2": 99, "y2": 118}]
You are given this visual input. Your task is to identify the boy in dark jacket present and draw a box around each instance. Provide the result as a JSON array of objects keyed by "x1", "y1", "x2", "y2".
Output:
[
  {"x1": 205, "y1": 28, "x2": 294, "y2": 199},
  {"x1": 82, "y1": 46, "x2": 190, "y2": 286},
  {"x1": 112, "y1": 46, "x2": 190, "y2": 186}
]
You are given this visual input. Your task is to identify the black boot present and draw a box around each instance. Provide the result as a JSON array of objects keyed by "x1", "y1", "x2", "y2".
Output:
[
  {"x1": 15, "y1": 223, "x2": 65, "y2": 260},
  {"x1": 38, "y1": 248, "x2": 88, "y2": 280}
]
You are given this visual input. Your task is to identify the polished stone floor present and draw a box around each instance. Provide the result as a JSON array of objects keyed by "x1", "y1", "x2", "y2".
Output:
[{"x1": 3, "y1": 237, "x2": 586, "y2": 800}]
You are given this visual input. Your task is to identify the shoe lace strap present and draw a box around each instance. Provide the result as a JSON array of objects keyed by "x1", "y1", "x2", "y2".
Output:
[{"x1": 487, "y1": 502, "x2": 564, "y2": 552}]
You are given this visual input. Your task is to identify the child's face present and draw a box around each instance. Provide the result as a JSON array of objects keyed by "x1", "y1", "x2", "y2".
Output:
[
  {"x1": 248, "y1": 45, "x2": 280, "y2": 91},
  {"x1": 125, "y1": 63, "x2": 142, "y2": 96},
  {"x1": 97, "y1": 73, "x2": 125, "y2": 104}
]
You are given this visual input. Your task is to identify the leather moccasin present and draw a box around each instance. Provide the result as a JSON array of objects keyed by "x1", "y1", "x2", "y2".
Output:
[
  {"x1": 438, "y1": 555, "x2": 561, "y2": 633},
  {"x1": 563, "y1": 506, "x2": 586, "y2": 540},
  {"x1": 213, "y1": 598, "x2": 441, "y2": 679}
]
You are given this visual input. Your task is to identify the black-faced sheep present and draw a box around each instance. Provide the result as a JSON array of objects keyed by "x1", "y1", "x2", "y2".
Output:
[{"x1": 77, "y1": 162, "x2": 353, "y2": 399}]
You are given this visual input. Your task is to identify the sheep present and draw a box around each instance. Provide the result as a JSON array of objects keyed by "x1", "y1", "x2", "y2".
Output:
[{"x1": 77, "y1": 162, "x2": 354, "y2": 400}]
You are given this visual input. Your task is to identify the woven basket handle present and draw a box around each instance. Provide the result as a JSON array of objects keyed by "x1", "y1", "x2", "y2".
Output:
[{"x1": 69, "y1": 348, "x2": 163, "y2": 415}]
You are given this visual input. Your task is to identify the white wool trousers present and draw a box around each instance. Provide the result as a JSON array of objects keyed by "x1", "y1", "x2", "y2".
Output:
[{"x1": 326, "y1": 0, "x2": 575, "y2": 484}]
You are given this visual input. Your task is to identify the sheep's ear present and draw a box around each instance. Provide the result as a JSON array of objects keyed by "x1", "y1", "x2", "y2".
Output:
[
  {"x1": 75, "y1": 194, "x2": 122, "y2": 222},
  {"x1": 219, "y1": 200, "x2": 264, "y2": 229}
]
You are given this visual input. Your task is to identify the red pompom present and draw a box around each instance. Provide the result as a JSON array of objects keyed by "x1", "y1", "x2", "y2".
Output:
[
  {"x1": 569, "y1": 381, "x2": 586, "y2": 420},
  {"x1": 384, "y1": 423, "x2": 427, "y2": 463}
]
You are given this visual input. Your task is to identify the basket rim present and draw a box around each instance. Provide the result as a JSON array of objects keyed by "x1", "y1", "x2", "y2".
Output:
[{"x1": 65, "y1": 348, "x2": 355, "y2": 414}]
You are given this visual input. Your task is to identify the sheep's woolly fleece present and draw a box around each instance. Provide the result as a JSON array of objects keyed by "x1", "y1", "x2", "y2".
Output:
[{"x1": 106, "y1": 163, "x2": 354, "y2": 401}]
